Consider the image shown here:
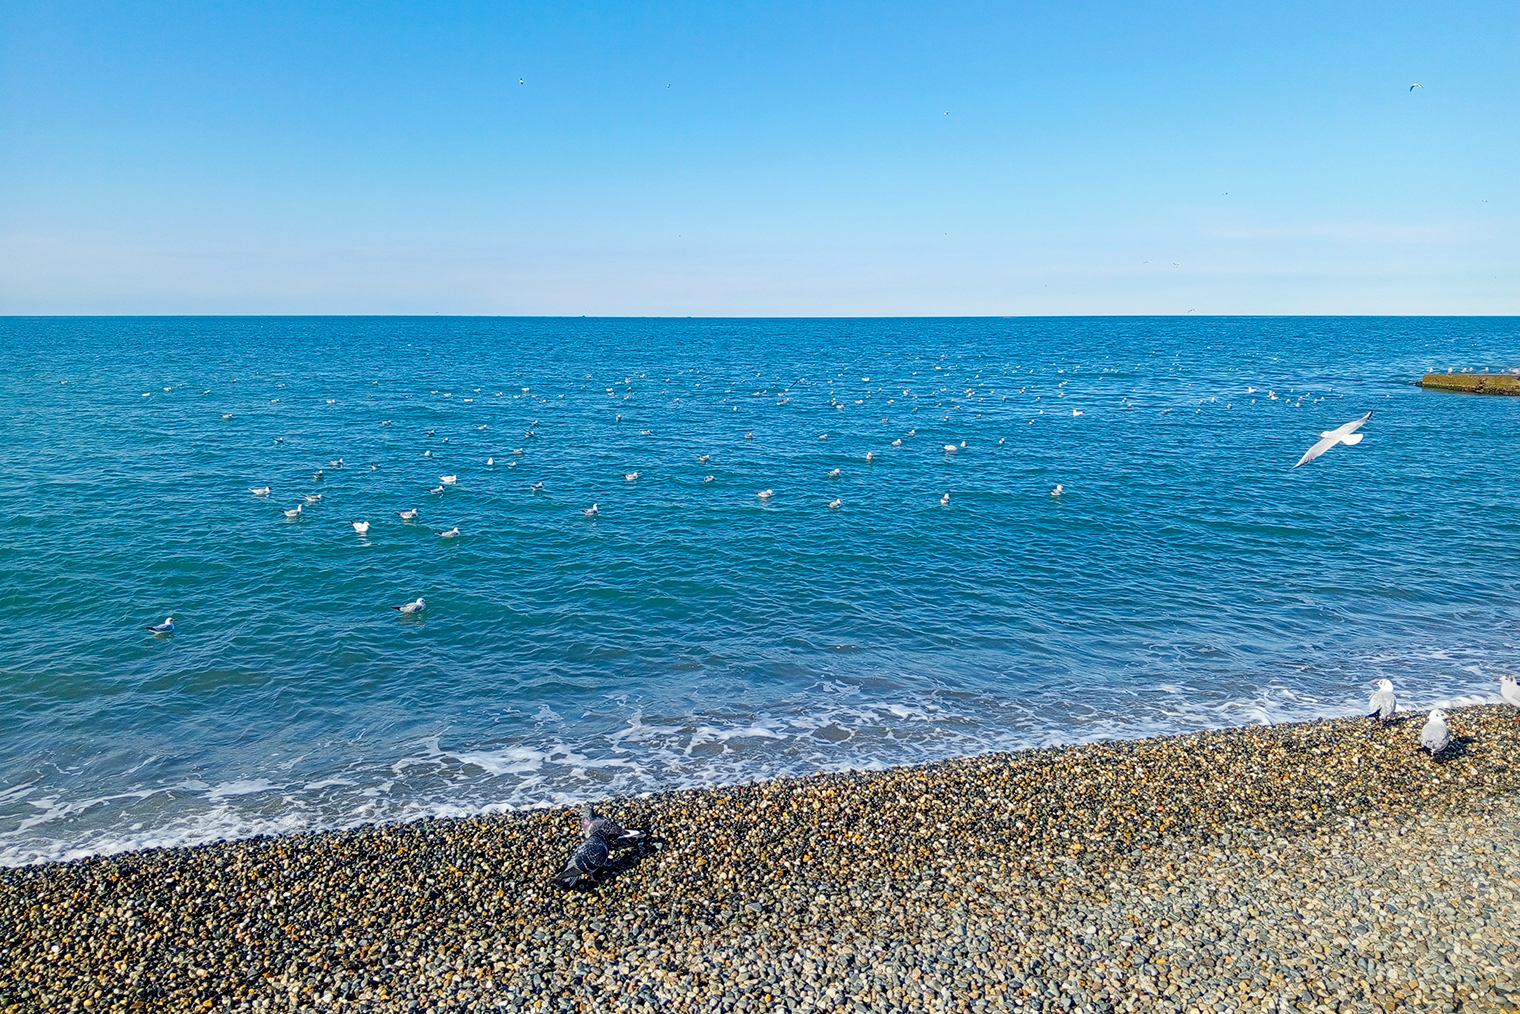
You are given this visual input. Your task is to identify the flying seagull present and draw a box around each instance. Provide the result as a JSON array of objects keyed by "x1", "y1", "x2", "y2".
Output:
[
  {"x1": 1410, "y1": 83, "x2": 1423, "y2": 91},
  {"x1": 1367, "y1": 678, "x2": 1397, "y2": 723},
  {"x1": 393, "y1": 597, "x2": 426, "y2": 615},
  {"x1": 146, "y1": 616, "x2": 174, "y2": 635},
  {"x1": 1419, "y1": 709, "x2": 1450, "y2": 757},
  {"x1": 1294, "y1": 412, "x2": 1371, "y2": 468}
]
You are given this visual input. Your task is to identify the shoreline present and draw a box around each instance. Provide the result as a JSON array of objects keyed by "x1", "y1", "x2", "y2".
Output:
[{"x1": 3, "y1": 706, "x2": 1519, "y2": 1013}]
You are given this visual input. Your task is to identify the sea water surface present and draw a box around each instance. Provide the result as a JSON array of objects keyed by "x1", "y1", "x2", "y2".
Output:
[{"x1": 2, "y1": 316, "x2": 1518, "y2": 865}]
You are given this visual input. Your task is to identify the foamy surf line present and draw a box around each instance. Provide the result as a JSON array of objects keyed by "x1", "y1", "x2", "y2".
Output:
[{"x1": 1, "y1": 682, "x2": 1504, "y2": 867}]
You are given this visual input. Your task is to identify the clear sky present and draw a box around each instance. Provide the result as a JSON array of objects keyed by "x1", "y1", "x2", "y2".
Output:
[{"x1": 1, "y1": 1, "x2": 1515, "y2": 315}]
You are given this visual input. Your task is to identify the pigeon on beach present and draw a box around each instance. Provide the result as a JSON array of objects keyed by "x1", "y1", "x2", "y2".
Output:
[
  {"x1": 393, "y1": 597, "x2": 426, "y2": 615},
  {"x1": 1294, "y1": 412, "x2": 1371, "y2": 468},
  {"x1": 1497, "y1": 675, "x2": 1520, "y2": 718},
  {"x1": 548, "y1": 804, "x2": 647, "y2": 889},
  {"x1": 146, "y1": 616, "x2": 174, "y2": 635},
  {"x1": 1367, "y1": 678, "x2": 1397, "y2": 723},
  {"x1": 1419, "y1": 709, "x2": 1450, "y2": 757}
]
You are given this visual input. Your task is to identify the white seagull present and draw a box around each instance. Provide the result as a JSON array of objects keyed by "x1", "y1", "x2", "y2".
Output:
[
  {"x1": 582, "y1": 504, "x2": 599, "y2": 517},
  {"x1": 398, "y1": 508, "x2": 419, "y2": 520},
  {"x1": 703, "y1": 475, "x2": 714, "y2": 483},
  {"x1": 1294, "y1": 412, "x2": 1371, "y2": 468},
  {"x1": 283, "y1": 504, "x2": 303, "y2": 518},
  {"x1": 892, "y1": 439, "x2": 902, "y2": 447},
  {"x1": 1051, "y1": 484, "x2": 1063, "y2": 497},
  {"x1": 828, "y1": 468, "x2": 841, "y2": 478},
  {"x1": 1497, "y1": 675, "x2": 1520, "y2": 717},
  {"x1": 352, "y1": 521, "x2": 370, "y2": 534},
  {"x1": 1367, "y1": 678, "x2": 1397, "y2": 723},
  {"x1": 394, "y1": 597, "x2": 426, "y2": 615},
  {"x1": 440, "y1": 475, "x2": 457, "y2": 485},
  {"x1": 304, "y1": 494, "x2": 323, "y2": 503},
  {"x1": 249, "y1": 486, "x2": 271, "y2": 497},
  {"x1": 146, "y1": 616, "x2": 174, "y2": 634},
  {"x1": 1419, "y1": 709, "x2": 1450, "y2": 756},
  {"x1": 827, "y1": 498, "x2": 842, "y2": 510},
  {"x1": 530, "y1": 481, "x2": 544, "y2": 491},
  {"x1": 757, "y1": 489, "x2": 773, "y2": 500},
  {"x1": 940, "y1": 493, "x2": 950, "y2": 506},
  {"x1": 624, "y1": 471, "x2": 639, "y2": 481},
  {"x1": 943, "y1": 444, "x2": 957, "y2": 453},
  {"x1": 439, "y1": 527, "x2": 460, "y2": 538},
  {"x1": 429, "y1": 485, "x2": 445, "y2": 495}
]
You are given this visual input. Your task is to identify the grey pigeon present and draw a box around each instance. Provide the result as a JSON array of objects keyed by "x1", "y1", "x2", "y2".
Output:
[
  {"x1": 547, "y1": 804, "x2": 647, "y2": 889},
  {"x1": 1367, "y1": 678, "x2": 1397, "y2": 723},
  {"x1": 584, "y1": 803, "x2": 646, "y2": 850},
  {"x1": 1419, "y1": 709, "x2": 1451, "y2": 757}
]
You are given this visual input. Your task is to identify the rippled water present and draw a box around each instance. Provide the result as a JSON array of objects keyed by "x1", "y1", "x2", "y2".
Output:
[{"x1": 2, "y1": 316, "x2": 1518, "y2": 865}]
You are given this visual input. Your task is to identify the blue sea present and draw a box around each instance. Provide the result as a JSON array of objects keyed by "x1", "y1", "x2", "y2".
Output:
[{"x1": 3, "y1": 316, "x2": 1518, "y2": 865}]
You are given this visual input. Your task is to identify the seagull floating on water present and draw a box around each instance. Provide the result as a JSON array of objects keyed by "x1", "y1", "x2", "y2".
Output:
[
  {"x1": 283, "y1": 505, "x2": 303, "y2": 518},
  {"x1": 1367, "y1": 678, "x2": 1397, "y2": 724},
  {"x1": 394, "y1": 597, "x2": 426, "y2": 615},
  {"x1": 1051, "y1": 484, "x2": 1063, "y2": 497},
  {"x1": 429, "y1": 485, "x2": 445, "y2": 495},
  {"x1": 440, "y1": 475, "x2": 457, "y2": 485},
  {"x1": 703, "y1": 475, "x2": 714, "y2": 483},
  {"x1": 1294, "y1": 412, "x2": 1371, "y2": 468},
  {"x1": 304, "y1": 494, "x2": 322, "y2": 503},
  {"x1": 249, "y1": 486, "x2": 271, "y2": 497},
  {"x1": 943, "y1": 444, "x2": 957, "y2": 453},
  {"x1": 352, "y1": 521, "x2": 370, "y2": 534},
  {"x1": 891, "y1": 439, "x2": 902, "y2": 447},
  {"x1": 146, "y1": 616, "x2": 174, "y2": 635},
  {"x1": 582, "y1": 504, "x2": 599, "y2": 517},
  {"x1": 439, "y1": 527, "x2": 460, "y2": 538},
  {"x1": 625, "y1": 471, "x2": 639, "y2": 481},
  {"x1": 530, "y1": 481, "x2": 544, "y2": 491},
  {"x1": 827, "y1": 498, "x2": 842, "y2": 509},
  {"x1": 398, "y1": 508, "x2": 419, "y2": 520},
  {"x1": 940, "y1": 493, "x2": 950, "y2": 506},
  {"x1": 1419, "y1": 709, "x2": 1450, "y2": 757},
  {"x1": 828, "y1": 468, "x2": 841, "y2": 478},
  {"x1": 757, "y1": 489, "x2": 773, "y2": 500}
]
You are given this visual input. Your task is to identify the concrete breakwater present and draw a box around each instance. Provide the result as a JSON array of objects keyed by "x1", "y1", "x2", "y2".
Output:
[
  {"x1": 1420, "y1": 373, "x2": 1520, "y2": 395},
  {"x1": 3, "y1": 707, "x2": 1519, "y2": 1014}
]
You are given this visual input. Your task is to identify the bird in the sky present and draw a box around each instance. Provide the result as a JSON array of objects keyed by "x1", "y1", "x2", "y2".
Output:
[
  {"x1": 1419, "y1": 709, "x2": 1450, "y2": 757},
  {"x1": 146, "y1": 616, "x2": 174, "y2": 635},
  {"x1": 1368, "y1": 678, "x2": 1397, "y2": 723},
  {"x1": 1294, "y1": 411, "x2": 1371, "y2": 468},
  {"x1": 1409, "y1": 83, "x2": 1423, "y2": 91}
]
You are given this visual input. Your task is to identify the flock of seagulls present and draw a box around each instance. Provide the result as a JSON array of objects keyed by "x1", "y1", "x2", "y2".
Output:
[{"x1": 1367, "y1": 675, "x2": 1520, "y2": 759}]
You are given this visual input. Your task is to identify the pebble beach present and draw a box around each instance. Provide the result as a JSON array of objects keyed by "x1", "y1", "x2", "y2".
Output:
[{"x1": 4, "y1": 706, "x2": 1518, "y2": 1014}]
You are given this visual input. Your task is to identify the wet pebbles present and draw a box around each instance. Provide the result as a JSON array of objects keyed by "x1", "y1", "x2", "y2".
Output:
[{"x1": 4, "y1": 706, "x2": 1519, "y2": 1013}]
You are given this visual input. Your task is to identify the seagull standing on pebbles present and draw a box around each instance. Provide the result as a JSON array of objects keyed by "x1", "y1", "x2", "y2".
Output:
[
  {"x1": 393, "y1": 597, "x2": 426, "y2": 615},
  {"x1": 1497, "y1": 675, "x2": 1520, "y2": 718},
  {"x1": 1367, "y1": 679, "x2": 1397, "y2": 723},
  {"x1": 146, "y1": 616, "x2": 174, "y2": 635},
  {"x1": 1419, "y1": 709, "x2": 1451, "y2": 757}
]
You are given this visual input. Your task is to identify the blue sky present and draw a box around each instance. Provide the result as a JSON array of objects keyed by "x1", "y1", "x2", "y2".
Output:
[{"x1": 1, "y1": 1, "x2": 1515, "y2": 314}]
